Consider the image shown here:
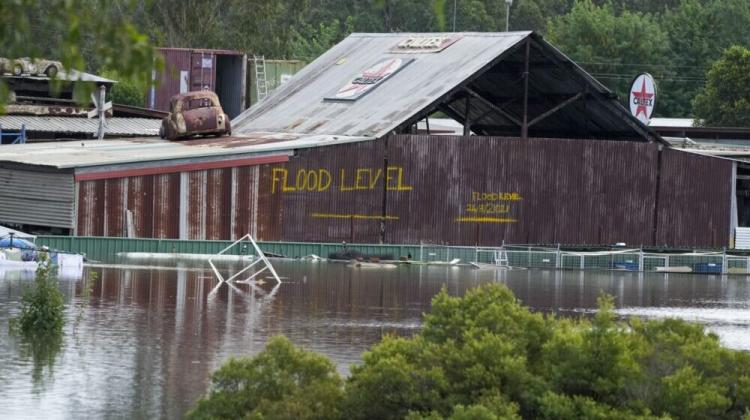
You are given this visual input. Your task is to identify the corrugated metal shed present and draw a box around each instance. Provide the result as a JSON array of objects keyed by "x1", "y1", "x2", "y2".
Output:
[
  {"x1": 0, "y1": 116, "x2": 161, "y2": 137},
  {"x1": 0, "y1": 167, "x2": 74, "y2": 228},
  {"x1": 233, "y1": 32, "x2": 658, "y2": 141},
  {"x1": 271, "y1": 135, "x2": 734, "y2": 247}
]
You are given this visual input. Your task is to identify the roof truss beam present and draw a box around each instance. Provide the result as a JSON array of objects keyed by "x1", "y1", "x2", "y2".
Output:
[
  {"x1": 528, "y1": 92, "x2": 584, "y2": 128},
  {"x1": 462, "y1": 87, "x2": 522, "y2": 127}
]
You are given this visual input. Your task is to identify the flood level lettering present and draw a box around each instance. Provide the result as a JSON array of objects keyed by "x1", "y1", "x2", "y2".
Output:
[
  {"x1": 457, "y1": 190, "x2": 522, "y2": 223},
  {"x1": 271, "y1": 166, "x2": 412, "y2": 193}
]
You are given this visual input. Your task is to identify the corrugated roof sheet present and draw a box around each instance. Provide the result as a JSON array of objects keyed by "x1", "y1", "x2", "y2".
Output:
[
  {"x1": 0, "y1": 133, "x2": 371, "y2": 169},
  {"x1": 233, "y1": 31, "x2": 658, "y2": 141},
  {"x1": 0, "y1": 116, "x2": 161, "y2": 136},
  {"x1": 234, "y1": 32, "x2": 532, "y2": 138},
  {"x1": 5, "y1": 69, "x2": 116, "y2": 84}
]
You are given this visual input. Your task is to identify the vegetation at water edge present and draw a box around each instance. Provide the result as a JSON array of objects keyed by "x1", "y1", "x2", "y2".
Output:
[
  {"x1": 189, "y1": 283, "x2": 750, "y2": 420},
  {"x1": 9, "y1": 253, "x2": 65, "y2": 336}
]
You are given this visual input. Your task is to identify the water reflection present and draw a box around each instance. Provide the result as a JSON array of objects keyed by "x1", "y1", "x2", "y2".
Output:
[
  {"x1": 18, "y1": 333, "x2": 63, "y2": 392},
  {"x1": 0, "y1": 262, "x2": 749, "y2": 419}
]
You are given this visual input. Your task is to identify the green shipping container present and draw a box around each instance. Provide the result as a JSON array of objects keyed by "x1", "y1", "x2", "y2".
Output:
[{"x1": 246, "y1": 59, "x2": 306, "y2": 108}]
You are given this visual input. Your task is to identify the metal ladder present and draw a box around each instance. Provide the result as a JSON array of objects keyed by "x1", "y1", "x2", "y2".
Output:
[{"x1": 253, "y1": 55, "x2": 269, "y2": 103}]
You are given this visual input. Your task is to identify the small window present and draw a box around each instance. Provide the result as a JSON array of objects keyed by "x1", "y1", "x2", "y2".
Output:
[{"x1": 187, "y1": 97, "x2": 212, "y2": 110}]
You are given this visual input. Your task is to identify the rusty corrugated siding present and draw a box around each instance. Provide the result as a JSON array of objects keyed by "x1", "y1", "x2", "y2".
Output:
[
  {"x1": 655, "y1": 149, "x2": 733, "y2": 248},
  {"x1": 233, "y1": 166, "x2": 259, "y2": 239},
  {"x1": 71, "y1": 135, "x2": 733, "y2": 247},
  {"x1": 104, "y1": 178, "x2": 126, "y2": 237},
  {"x1": 205, "y1": 168, "x2": 232, "y2": 240},
  {"x1": 127, "y1": 175, "x2": 154, "y2": 237},
  {"x1": 256, "y1": 164, "x2": 284, "y2": 241},
  {"x1": 77, "y1": 180, "x2": 104, "y2": 236},
  {"x1": 266, "y1": 141, "x2": 385, "y2": 243},
  {"x1": 385, "y1": 135, "x2": 659, "y2": 246},
  {"x1": 186, "y1": 171, "x2": 206, "y2": 239},
  {"x1": 152, "y1": 173, "x2": 180, "y2": 238}
]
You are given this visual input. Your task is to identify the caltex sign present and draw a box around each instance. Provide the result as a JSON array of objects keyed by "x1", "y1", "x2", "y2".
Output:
[
  {"x1": 326, "y1": 58, "x2": 413, "y2": 101},
  {"x1": 629, "y1": 73, "x2": 657, "y2": 124}
]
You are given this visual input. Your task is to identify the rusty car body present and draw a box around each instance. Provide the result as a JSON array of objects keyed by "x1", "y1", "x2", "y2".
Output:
[
  {"x1": 160, "y1": 91, "x2": 231, "y2": 140},
  {"x1": 1, "y1": 57, "x2": 63, "y2": 77}
]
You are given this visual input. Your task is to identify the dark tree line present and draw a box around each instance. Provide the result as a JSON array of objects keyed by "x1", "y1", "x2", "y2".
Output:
[{"x1": 6, "y1": 0, "x2": 750, "y2": 123}]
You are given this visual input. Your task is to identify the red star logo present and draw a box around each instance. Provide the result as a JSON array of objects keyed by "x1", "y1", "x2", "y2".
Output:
[{"x1": 631, "y1": 79, "x2": 654, "y2": 118}]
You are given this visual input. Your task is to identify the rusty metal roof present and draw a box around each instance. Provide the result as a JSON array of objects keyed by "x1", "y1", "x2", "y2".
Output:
[
  {"x1": 3, "y1": 69, "x2": 116, "y2": 84},
  {"x1": 233, "y1": 32, "x2": 658, "y2": 141},
  {"x1": 0, "y1": 132, "x2": 370, "y2": 169},
  {"x1": 0, "y1": 115, "x2": 161, "y2": 137}
]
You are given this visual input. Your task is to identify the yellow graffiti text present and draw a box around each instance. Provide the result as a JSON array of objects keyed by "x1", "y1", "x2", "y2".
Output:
[
  {"x1": 311, "y1": 213, "x2": 399, "y2": 220},
  {"x1": 271, "y1": 166, "x2": 412, "y2": 193},
  {"x1": 455, "y1": 216, "x2": 517, "y2": 223},
  {"x1": 470, "y1": 191, "x2": 522, "y2": 202}
]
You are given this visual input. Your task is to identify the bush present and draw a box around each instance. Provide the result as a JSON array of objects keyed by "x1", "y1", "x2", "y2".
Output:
[
  {"x1": 192, "y1": 284, "x2": 750, "y2": 420},
  {"x1": 188, "y1": 335, "x2": 344, "y2": 420},
  {"x1": 10, "y1": 253, "x2": 65, "y2": 335}
]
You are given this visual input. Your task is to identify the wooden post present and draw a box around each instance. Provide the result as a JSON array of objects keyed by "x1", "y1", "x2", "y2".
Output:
[
  {"x1": 463, "y1": 95, "x2": 472, "y2": 136},
  {"x1": 521, "y1": 40, "x2": 530, "y2": 140}
]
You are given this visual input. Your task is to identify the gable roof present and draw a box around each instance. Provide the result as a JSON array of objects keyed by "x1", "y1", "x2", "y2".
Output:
[{"x1": 234, "y1": 32, "x2": 660, "y2": 142}]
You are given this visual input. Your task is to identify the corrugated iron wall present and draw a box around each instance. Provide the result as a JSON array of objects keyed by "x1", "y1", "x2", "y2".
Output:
[
  {"x1": 385, "y1": 135, "x2": 660, "y2": 247},
  {"x1": 275, "y1": 141, "x2": 384, "y2": 243},
  {"x1": 0, "y1": 168, "x2": 75, "y2": 229},
  {"x1": 73, "y1": 136, "x2": 733, "y2": 248},
  {"x1": 655, "y1": 148, "x2": 733, "y2": 247}
]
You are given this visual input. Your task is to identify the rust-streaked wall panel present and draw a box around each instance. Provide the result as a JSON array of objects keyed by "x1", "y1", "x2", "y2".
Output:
[
  {"x1": 256, "y1": 164, "x2": 283, "y2": 241},
  {"x1": 385, "y1": 135, "x2": 660, "y2": 247},
  {"x1": 152, "y1": 173, "x2": 180, "y2": 238},
  {"x1": 127, "y1": 175, "x2": 154, "y2": 237},
  {"x1": 104, "y1": 178, "x2": 126, "y2": 237},
  {"x1": 77, "y1": 180, "x2": 105, "y2": 236},
  {"x1": 261, "y1": 140, "x2": 385, "y2": 243},
  {"x1": 233, "y1": 166, "x2": 259, "y2": 239},
  {"x1": 205, "y1": 168, "x2": 232, "y2": 240},
  {"x1": 186, "y1": 171, "x2": 206, "y2": 240},
  {"x1": 655, "y1": 148, "x2": 733, "y2": 248},
  {"x1": 72, "y1": 136, "x2": 733, "y2": 247}
]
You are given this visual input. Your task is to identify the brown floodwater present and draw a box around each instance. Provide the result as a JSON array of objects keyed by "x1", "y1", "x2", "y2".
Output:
[{"x1": 1, "y1": 260, "x2": 749, "y2": 419}]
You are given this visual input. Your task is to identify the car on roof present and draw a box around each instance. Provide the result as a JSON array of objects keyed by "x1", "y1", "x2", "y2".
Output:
[
  {"x1": 0, "y1": 57, "x2": 63, "y2": 77},
  {"x1": 160, "y1": 91, "x2": 231, "y2": 140}
]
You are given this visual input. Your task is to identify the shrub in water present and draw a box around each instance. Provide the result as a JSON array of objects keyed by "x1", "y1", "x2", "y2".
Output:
[
  {"x1": 10, "y1": 253, "x2": 65, "y2": 335},
  {"x1": 192, "y1": 284, "x2": 750, "y2": 420}
]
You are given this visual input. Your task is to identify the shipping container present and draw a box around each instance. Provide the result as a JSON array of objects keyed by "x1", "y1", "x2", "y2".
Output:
[
  {"x1": 246, "y1": 59, "x2": 306, "y2": 108},
  {"x1": 149, "y1": 48, "x2": 247, "y2": 119}
]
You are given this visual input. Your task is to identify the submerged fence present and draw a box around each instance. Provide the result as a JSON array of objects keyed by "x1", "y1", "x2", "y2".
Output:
[{"x1": 33, "y1": 236, "x2": 750, "y2": 274}]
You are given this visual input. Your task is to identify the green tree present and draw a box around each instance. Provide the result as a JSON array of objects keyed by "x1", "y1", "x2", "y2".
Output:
[
  {"x1": 188, "y1": 335, "x2": 344, "y2": 420},
  {"x1": 10, "y1": 253, "x2": 65, "y2": 335},
  {"x1": 546, "y1": 0, "x2": 671, "y2": 114},
  {"x1": 194, "y1": 284, "x2": 750, "y2": 419},
  {"x1": 693, "y1": 46, "x2": 750, "y2": 127}
]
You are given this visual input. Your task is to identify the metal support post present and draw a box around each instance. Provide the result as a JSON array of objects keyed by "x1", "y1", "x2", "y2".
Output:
[
  {"x1": 97, "y1": 85, "x2": 106, "y2": 140},
  {"x1": 521, "y1": 40, "x2": 530, "y2": 140}
]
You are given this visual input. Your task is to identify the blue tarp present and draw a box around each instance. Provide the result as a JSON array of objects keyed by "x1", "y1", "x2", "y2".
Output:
[{"x1": 0, "y1": 237, "x2": 36, "y2": 250}]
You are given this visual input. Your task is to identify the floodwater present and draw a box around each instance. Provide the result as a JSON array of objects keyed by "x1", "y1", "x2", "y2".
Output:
[{"x1": 1, "y1": 261, "x2": 749, "y2": 419}]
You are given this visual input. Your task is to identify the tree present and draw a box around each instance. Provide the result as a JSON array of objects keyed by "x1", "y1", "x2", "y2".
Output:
[
  {"x1": 0, "y1": 0, "x2": 160, "y2": 107},
  {"x1": 546, "y1": 0, "x2": 671, "y2": 114},
  {"x1": 193, "y1": 283, "x2": 750, "y2": 419},
  {"x1": 693, "y1": 46, "x2": 750, "y2": 127},
  {"x1": 188, "y1": 335, "x2": 344, "y2": 420}
]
